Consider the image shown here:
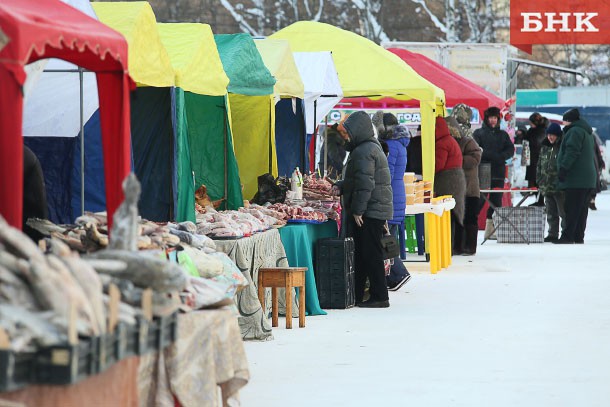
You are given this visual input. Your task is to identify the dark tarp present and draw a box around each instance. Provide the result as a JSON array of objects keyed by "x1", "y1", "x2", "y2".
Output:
[
  {"x1": 23, "y1": 137, "x2": 75, "y2": 224},
  {"x1": 275, "y1": 98, "x2": 306, "y2": 176}
]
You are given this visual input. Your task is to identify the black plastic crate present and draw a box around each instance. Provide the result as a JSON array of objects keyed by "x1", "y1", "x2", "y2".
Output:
[
  {"x1": 98, "y1": 323, "x2": 130, "y2": 372},
  {"x1": 0, "y1": 349, "x2": 35, "y2": 391},
  {"x1": 146, "y1": 312, "x2": 178, "y2": 352},
  {"x1": 315, "y1": 237, "x2": 355, "y2": 309},
  {"x1": 34, "y1": 337, "x2": 98, "y2": 385},
  {"x1": 124, "y1": 317, "x2": 151, "y2": 356}
]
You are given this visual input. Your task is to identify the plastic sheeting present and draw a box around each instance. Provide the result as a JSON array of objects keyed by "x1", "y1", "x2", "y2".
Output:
[
  {"x1": 229, "y1": 94, "x2": 277, "y2": 200},
  {"x1": 183, "y1": 93, "x2": 243, "y2": 210},
  {"x1": 214, "y1": 34, "x2": 276, "y2": 96},
  {"x1": 254, "y1": 39, "x2": 304, "y2": 98},
  {"x1": 92, "y1": 1, "x2": 174, "y2": 88},
  {"x1": 157, "y1": 23, "x2": 229, "y2": 96},
  {"x1": 171, "y1": 89, "x2": 196, "y2": 222},
  {"x1": 275, "y1": 98, "x2": 306, "y2": 176},
  {"x1": 292, "y1": 52, "x2": 343, "y2": 134}
]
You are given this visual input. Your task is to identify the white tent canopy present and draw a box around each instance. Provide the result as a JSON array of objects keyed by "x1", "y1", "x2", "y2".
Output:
[
  {"x1": 292, "y1": 51, "x2": 343, "y2": 134},
  {"x1": 22, "y1": 0, "x2": 99, "y2": 137}
]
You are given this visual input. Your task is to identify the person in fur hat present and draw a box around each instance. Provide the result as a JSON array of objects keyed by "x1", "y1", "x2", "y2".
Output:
[
  {"x1": 446, "y1": 114, "x2": 482, "y2": 255},
  {"x1": 536, "y1": 122, "x2": 565, "y2": 242},
  {"x1": 434, "y1": 116, "x2": 466, "y2": 248},
  {"x1": 473, "y1": 106, "x2": 514, "y2": 240},
  {"x1": 372, "y1": 112, "x2": 411, "y2": 291}
]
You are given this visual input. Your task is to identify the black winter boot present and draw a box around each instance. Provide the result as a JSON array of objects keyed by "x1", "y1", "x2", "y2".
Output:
[
  {"x1": 462, "y1": 225, "x2": 479, "y2": 255},
  {"x1": 453, "y1": 222, "x2": 465, "y2": 255}
]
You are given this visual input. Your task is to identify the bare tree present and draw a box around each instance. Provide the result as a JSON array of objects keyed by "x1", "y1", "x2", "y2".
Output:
[{"x1": 410, "y1": 0, "x2": 496, "y2": 42}]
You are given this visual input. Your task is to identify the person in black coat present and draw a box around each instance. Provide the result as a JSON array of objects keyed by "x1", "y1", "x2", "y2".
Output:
[
  {"x1": 524, "y1": 112, "x2": 548, "y2": 206},
  {"x1": 473, "y1": 107, "x2": 514, "y2": 240},
  {"x1": 406, "y1": 124, "x2": 423, "y2": 175},
  {"x1": 23, "y1": 145, "x2": 48, "y2": 241}
]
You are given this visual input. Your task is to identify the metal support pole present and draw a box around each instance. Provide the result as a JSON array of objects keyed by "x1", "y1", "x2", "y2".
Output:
[{"x1": 79, "y1": 67, "x2": 85, "y2": 216}]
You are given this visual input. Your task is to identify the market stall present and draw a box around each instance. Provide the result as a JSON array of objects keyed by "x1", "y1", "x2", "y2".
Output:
[
  {"x1": 21, "y1": 0, "x2": 101, "y2": 224},
  {"x1": 271, "y1": 21, "x2": 445, "y2": 182},
  {"x1": 214, "y1": 34, "x2": 277, "y2": 200},
  {"x1": 93, "y1": 1, "x2": 179, "y2": 222},
  {"x1": 0, "y1": 0, "x2": 132, "y2": 230},
  {"x1": 158, "y1": 22, "x2": 244, "y2": 215}
]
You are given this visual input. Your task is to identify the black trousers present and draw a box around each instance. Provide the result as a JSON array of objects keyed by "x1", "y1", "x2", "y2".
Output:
[
  {"x1": 480, "y1": 179, "x2": 504, "y2": 219},
  {"x1": 348, "y1": 216, "x2": 388, "y2": 303},
  {"x1": 562, "y1": 188, "x2": 592, "y2": 242},
  {"x1": 454, "y1": 196, "x2": 481, "y2": 252}
]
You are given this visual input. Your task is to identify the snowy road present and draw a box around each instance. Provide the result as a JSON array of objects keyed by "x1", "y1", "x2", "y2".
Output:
[{"x1": 241, "y1": 192, "x2": 610, "y2": 407}]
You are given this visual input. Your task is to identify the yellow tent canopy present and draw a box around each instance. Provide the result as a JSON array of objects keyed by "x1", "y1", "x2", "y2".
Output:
[
  {"x1": 157, "y1": 23, "x2": 229, "y2": 96},
  {"x1": 93, "y1": 1, "x2": 174, "y2": 88},
  {"x1": 254, "y1": 39, "x2": 304, "y2": 98},
  {"x1": 270, "y1": 21, "x2": 445, "y2": 180}
]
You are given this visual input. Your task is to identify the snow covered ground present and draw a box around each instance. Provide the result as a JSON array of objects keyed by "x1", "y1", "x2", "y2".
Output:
[{"x1": 241, "y1": 191, "x2": 610, "y2": 407}]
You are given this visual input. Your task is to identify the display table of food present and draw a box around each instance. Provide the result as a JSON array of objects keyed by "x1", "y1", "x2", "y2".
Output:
[
  {"x1": 278, "y1": 221, "x2": 339, "y2": 315},
  {"x1": 138, "y1": 307, "x2": 249, "y2": 407}
]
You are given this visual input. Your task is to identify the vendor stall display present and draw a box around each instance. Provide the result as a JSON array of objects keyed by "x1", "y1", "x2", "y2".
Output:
[{"x1": 0, "y1": 0, "x2": 132, "y2": 231}]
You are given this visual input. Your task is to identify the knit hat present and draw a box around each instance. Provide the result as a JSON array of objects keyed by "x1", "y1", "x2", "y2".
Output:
[
  {"x1": 562, "y1": 108, "x2": 580, "y2": 122},
  {"x1": 435, "y1": 116, "x2": 450, "y2": 138},
  {"x1": 451, "y1": 103, "x2": 473, "y2": 126},
  {"x1": 546, "y1": 122, "x2": 562, "y2": 137}
]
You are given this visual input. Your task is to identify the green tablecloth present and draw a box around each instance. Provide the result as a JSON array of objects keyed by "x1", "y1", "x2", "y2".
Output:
[{"x1": 278, "y1": 221, "x2": 339, "y2": 316}]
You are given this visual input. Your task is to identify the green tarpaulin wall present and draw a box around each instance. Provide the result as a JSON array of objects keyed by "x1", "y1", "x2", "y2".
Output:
[{"x1": 181, "y1": 90, "x2": 243, "y2": 210}]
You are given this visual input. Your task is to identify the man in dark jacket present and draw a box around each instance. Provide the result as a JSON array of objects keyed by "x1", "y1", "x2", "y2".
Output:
[
  {"x1": 333, "y1": 111, "x2": 393, "y2": 308},
  {"x1": 473, "y1": 106, "x2": 514, "y2": 239},
  {"x1": 554, "y1": 108, "x2": 597, "y2": 244}
]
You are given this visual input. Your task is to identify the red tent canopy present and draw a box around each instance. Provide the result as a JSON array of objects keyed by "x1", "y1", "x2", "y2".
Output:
[
  {"x1": 345, "y1": 48, "x2": 505, "y2": 117},
  {"x1": 0, "y1": 0, "x2": 133, "y2": 230}
]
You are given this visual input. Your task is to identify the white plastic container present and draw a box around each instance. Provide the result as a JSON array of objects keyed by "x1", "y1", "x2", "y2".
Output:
[{"x1": 291, "y1": 167, "x2": 303, "y2": 199}]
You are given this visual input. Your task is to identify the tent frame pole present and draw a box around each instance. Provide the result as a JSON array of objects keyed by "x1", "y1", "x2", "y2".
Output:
[
  {"x1": 79, "y1": 67, "x2": 85, "y2": 216},
  {"x1": 223, "y1": 107, "x2": 228, "y2": 210},
  {"x1": 41, "y1": 67, "x2": 88, "y2": 216}
]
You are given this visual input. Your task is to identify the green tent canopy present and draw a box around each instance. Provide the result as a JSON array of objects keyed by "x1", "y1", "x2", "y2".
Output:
[
  {"x1": 158, "y1": 23, "x2": 242, "y2": 215},
  {"x1": 215, "y1": 34, "x2": 278, "y2": 199}
]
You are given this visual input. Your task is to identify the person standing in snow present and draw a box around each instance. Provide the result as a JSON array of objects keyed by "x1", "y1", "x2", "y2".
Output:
[
  {"x1": 473, "y1": 106, "x2": 514, "y2": 240},
  {"x1": 331, "y1": 112, "x2": 393, "y2": 308},
  {"x1": 373, "y1": 112, "x2": 411, "y2": 291}
]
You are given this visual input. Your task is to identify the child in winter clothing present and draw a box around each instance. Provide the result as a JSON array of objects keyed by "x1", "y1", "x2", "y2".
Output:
[{"x1": 536, "y1": 122, "x2": 565, "y2": 242}]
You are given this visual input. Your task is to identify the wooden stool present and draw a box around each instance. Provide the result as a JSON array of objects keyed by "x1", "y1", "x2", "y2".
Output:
[{"x1": 257, "y1": 267, "x2": 306, "y2": 329}]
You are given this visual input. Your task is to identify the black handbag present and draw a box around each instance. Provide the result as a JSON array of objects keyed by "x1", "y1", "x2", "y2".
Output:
[{"x1": 380, "y1": 233, "x2": 400, "y2": 260}]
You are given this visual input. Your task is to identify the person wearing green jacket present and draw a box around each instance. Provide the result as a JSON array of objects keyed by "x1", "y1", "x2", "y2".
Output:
[
  {"x1": 554, "y1": 109, "x2": 597, "y2": 244},
  {"x1": 536, "y1": 123, "x2": 565, "y2": 242}
]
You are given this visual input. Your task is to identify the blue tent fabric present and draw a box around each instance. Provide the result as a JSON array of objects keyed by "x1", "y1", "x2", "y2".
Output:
[
  {"x1": 24, "y1": 137, "x2": 76, "y2": 224},
  {"x1": 275, "y1": 98, "x2": 306, "y2": 176},
  {"x1": 130, "y1": 87, "x2": 174, "y2": 221},
  {"x1": 71, "y1": 110, "x2": 107, "y2": 218}
]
